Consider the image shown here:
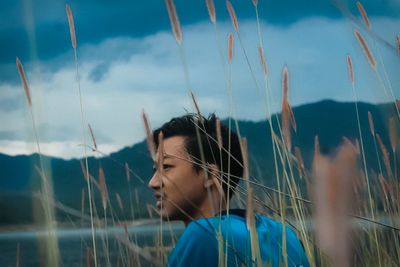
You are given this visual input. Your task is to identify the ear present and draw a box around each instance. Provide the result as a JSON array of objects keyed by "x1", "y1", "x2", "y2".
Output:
[
  {"x1": 203, "y1": 164, "x2": 217, "y2": 188},
  {"x1": 203, "y1": 164, "x2": 224, "y2": 197}
]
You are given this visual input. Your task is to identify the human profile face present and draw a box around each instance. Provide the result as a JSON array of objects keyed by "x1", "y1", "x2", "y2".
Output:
[{"x1": 148, "y1": 136, "x2": 208, "y2": 222}]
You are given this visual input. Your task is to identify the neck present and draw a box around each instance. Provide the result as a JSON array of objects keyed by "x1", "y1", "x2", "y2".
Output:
[{"x1": 183, "y1": 188, "x2": 226, "y2": 226}]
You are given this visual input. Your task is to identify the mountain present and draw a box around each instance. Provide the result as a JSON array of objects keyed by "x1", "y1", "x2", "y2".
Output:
[{"x1": 0, "y1": 100, "x2": 398, "y2": 224}]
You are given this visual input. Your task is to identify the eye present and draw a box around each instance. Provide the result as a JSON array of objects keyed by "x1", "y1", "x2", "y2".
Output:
[{"x1": 163, "y1": 164, "x2": 173, "y2": 170}]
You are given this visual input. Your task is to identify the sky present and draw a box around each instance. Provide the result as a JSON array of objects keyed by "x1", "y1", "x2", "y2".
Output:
[{"x1": 0, "y1": 0, "x2": 399, "y2": 159}]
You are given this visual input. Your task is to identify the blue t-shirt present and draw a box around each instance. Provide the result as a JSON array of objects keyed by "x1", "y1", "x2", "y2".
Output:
[{"x1": 167, "y1": 210, "x2": 309, "y2": 267}]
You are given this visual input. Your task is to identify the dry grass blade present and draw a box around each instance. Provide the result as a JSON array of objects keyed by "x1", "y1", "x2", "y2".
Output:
[
  {"x1": 258, "y1": 46, "x2": 268, "y2": 76},
  {"x1": 16, "y1": 57, "x2": 32, "y2": 106},
  {"x1": 215, "y1": 118, "x2": 222, "y2": 150},
  {"x1": 116, "y1": 193, "x2": 124, "y2": 210},
  {"x1": 378, "y1": 174, "x2": 389, "y2": 200},
  {"x1": 157, "y1": 131, "x2": 164, "y2": 173},
  {"x1": 355, "y1": 138, "x2": 361, "y2": 155},
  {"x1": 80, "y1": 160, "x2": 89, "y2": 181},
  {"x1": 313, "y1": 141, "x2": 358, "y2": 267},
  {"x1": 98, "y1": 167, "x2": 107, "y2": 210},
  {"x1": 123, "y1": 223, "x2": 129, "y2": 238},
  {"x1": 142, "y1": 110, "x2": 156, "y2": 161},
  {"x1": 66, "y1": 4, "x2": 77, "y2": 49},
  {"x1": 228, "y1": 32, "x2": 234, "y2": 64},
  {"x1": 281, "y1": 66, "x2": 291, "y2": 150},
  {"x1": 367, "y1": 111, "x2": 375, "y2": 136},
  {"x1": 376, "y1": 133, "x2": 394, "y2": 179},
  {"x1": 356, "y1": 1, "x2": 371, "y2": 30},
  {"x1": 354, "y1": 29, "x2": 376, "y2": 70},
  {"x1": 342, "y1": 137, "x2": 359, "y2": 155},
  {"x1": 272, "y1": 130, "x2": 285, "y2": 152},
  {"x1": 287, "y1": 102, "x2": 297, "y2": 132},
  {"x1": 86, "y1": 247, "x2": 93, "y2": 267},
  {"x1": 346, "y1": 54, "x2": 354, "y2": 85},
  {"x1": 240, "y1": 138, "x2": 249, "y2": 181},
  {"x1": 205, "y1": 0, "x2": 216, "y2": 24},
  {"x1": 314, "y1": 135, "x2": 320, "y2": 159},
  {"x1": 226, "y1": 1, "x2": 239, "y2": 32},
  {"x1": 190, "y1": 92, "x2": 202, "y2": 119},
  {"x1": 81, "y1": 188, "x2": 85, "y2": 212},
  {"x1": 389, "y1": 116, "x2": 398, "y2": 152},
  {"x1": 16, "y1": 243, "x2": 20, "y2": 267},
  {"x1": 88, "y1": 123, "x2": 97, "y2": 151},
  {"x1": 125, "y1": 162, "x2": 131, "y2": 182},
  {"x1": 165, "y1": 0, "x2": 182, "y2": 44},
  {"x1": 295, "y1": 146, "x2": 305, "y2": 177}
]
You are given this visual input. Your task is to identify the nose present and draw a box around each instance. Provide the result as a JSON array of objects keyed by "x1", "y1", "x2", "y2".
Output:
[{"x1": 148, "y1": 171, "x2": 161, "y2": 190}]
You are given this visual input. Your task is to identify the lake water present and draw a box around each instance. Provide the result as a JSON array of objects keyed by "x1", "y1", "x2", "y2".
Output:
[{"x1": 0, "y1": 221, "x2": 184, "y2": 267}]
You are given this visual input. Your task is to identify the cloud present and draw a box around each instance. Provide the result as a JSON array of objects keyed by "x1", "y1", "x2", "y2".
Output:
[
  {"x1": 0, "y1": 16, "x2": 399, "y2": 159},
  {"x1": 1, "y1": 0, "x2": 399, "y2": 69}
]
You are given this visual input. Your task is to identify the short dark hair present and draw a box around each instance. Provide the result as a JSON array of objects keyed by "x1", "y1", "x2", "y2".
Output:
[{"x1": 153, "y1": 113, "x2": 243, "y2": 198}]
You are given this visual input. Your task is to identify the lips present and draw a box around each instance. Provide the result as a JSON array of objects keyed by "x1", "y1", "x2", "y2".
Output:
[{"x1": 154, "y1": 192, "x2": 164, "y2": 209}]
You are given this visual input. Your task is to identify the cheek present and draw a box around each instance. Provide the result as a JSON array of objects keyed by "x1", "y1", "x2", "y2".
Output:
[{"x1": 164, "y1": 168, "x2": 205, "y2": 204}]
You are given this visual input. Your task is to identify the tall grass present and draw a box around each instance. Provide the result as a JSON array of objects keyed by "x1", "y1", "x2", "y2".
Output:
[
  {"x1": 7, "y1": 0, "x2": 400, "y2": 266},
  {"x1": 16, "y1": 58, "x2": 60, "y2": 266}
]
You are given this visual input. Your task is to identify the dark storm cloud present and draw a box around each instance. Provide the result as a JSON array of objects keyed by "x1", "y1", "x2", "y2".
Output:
[{"x1": 1, "y1": 0, "x2": 398, "y2": 66}]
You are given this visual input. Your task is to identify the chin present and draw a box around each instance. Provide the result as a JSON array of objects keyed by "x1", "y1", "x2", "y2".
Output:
[{"x1": 160, "y1": 209, "x2": 184, "y2": 222}]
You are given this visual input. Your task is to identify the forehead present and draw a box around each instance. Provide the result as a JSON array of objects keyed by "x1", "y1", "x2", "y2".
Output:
[{"x1": 161, "y1": 136, "x2": 189, "y2": 159}]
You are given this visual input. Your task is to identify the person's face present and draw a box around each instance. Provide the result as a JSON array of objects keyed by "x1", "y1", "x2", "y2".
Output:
[{"x1": 148, "y1": 136, "x2": 207, "y2": 221}]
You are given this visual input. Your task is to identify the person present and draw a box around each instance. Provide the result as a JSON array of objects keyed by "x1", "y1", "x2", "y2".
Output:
[{"x1": 148, "y1": 113, "x2": 309, "y2": 267}]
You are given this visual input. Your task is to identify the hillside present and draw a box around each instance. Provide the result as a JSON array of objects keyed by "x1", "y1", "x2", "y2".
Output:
[{"x1": 0, "y1": 100, "x2": 398, "y2": 224}]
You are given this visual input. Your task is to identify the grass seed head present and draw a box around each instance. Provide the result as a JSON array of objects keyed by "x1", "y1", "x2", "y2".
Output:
[
  {"x1": 226, "y1": 1, "x2": 239, "y2": 32},
  {"x1": 258, "y1": 46, "x2": 268, "y2": 76},
  {"x1": 165, "y1": 0, "x2": 182, "y2": 44},
  {"x1": 356, "y1": 2, "x2": 371, "y2": 30},
  {"x1": 215, "y1": 118, "x2": 222, "y2": 150},
  {"x1": 228, "y1": 32, "x2": 234, "y2": 64},
  {"x1": 282, "y1": 65, "x2": 289, "y2": 105},
  {"x1": 389, "y1": 116, "x2": 398, "y2": 153},
  {"x1": 367, "y1": 111, "x2": 375, "y2": 136},
  {"x1": 66, "y1": 4, "x2": 77, "y2": 49},
  {"x1": 98, "y1": 167, "x2": 108, "y2": 210},
  {"x1": 281, "y1": 101, "x2": 292, "y2": 151},
  {"x1": 376, "y1": 133, "x2": 393, "y2": 179},
  {"x1": 125, "y1": 162, "x2": 131, "y2": 182},
  {"x1": 88, "y1": 123, "x2": 97, "y2": 151},
  {"x1": 116, "y1": 193, "x2": 124, "y2": 210},
  {"x1": 354, "y1": 29, "x2": 376, "y2": 70},
  {"x1": 16, "y1": 57, "x2": 32, "y2": 106},
  {"x1": 346, "y1": 54, "x2": 354, "y2": 85},
  {"x1": 205, "y1": 0, "x2": 216, "y2": 24},
  {"x1": 142, "y1": 110, "x2": 156, "y2": 161}
]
